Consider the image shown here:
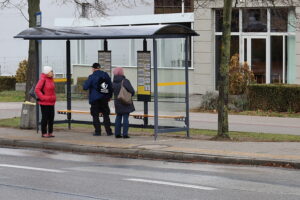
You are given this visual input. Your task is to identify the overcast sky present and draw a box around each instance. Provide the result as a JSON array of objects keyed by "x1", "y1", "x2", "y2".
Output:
[{"x1": 0, "y1": 0, "x2": 153, "y2": 75}]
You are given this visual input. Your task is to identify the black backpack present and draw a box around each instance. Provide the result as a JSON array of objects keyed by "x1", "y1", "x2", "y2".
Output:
[{"x1": 96, "y1": 77, "x2": 110, "y2": 94}]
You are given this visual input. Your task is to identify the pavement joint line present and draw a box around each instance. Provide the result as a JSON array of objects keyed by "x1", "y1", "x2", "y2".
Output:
[{"x1": 0, "y1": 138, "x2": 300, "y2": 169}]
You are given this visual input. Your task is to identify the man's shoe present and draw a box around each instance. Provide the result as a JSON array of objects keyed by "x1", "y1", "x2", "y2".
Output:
[
  {"x1": 115, "y1": 135, "x2": 122, "y2": 138},
  {"x1": 93, "y1": 133, "x2": 101, "y2": 136},
  {"x1": 107, "y1": 132, "x2": 113, "y2": 136},
  {"x1": 123, "y1": 135, "x2": 130, "y2": 139}
]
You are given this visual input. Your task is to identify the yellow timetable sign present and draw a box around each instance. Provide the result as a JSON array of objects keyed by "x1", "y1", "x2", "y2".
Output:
[
  {"x1": 138, "y1": 86, "x2": 151, "y2": 95},
  {"x1": 54, "y1": 78, "x2": 67, "y2": 83}
]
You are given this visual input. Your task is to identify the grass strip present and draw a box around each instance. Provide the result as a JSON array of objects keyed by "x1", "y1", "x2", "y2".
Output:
[
  {"x1": 0, "y1": 90, "x2": 67, "y2": 102},
  {"x1": 1, "y1": 117, "x2": 300, "y2": 142}
]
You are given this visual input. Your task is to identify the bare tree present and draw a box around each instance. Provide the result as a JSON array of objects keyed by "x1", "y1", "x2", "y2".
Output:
[
  {"x1": 217, "y1": 0, "x2": 232, "y2": 139},
  {"x1": 0, "y1": 0, "x2": 149, "y2": 128}
]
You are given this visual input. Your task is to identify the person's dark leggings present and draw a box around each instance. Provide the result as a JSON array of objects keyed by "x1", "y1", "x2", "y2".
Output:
[
  {"x1": 40, "y1": 105, "x2": 55, "y2": 134},
  {"x1": 90, "y1": 99, "x2": 112, "y2": 135}
]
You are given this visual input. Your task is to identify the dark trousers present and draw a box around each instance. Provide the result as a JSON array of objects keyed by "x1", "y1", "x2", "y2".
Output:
[
  {"x1": 40, "y1": 105, "x2": 55, "y2": 134},
  {"x1": 90, "y1": 99, "x2": 112, "y2": 135}
]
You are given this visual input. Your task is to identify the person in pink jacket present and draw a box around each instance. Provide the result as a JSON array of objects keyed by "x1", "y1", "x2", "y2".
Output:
[{"x1": 35, "y1": 66, "x2": 56, "y2": 138}]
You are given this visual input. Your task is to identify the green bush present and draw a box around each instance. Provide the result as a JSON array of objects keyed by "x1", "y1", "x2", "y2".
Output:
[
  {"x1": 0, "y1": 76, "x2": 16, "y2": 91},
  {"x1": 54, "y1": 79, "x2": 73, "y2": 94},
  {"x1": 229, "y1": 54, "x2": 255, "y2": 95},
  {"x1": 15, "y1": 60, "x2": 28, "y2": 83},
  {"x1": 247, "y1": 84, "x2": 300, "y2": 112},
  {"x1": 75, "y1": 77, "x2": 88, "y2": 98},
  {"x1": 55, "y1": 82, "x2": 66, "y2": 93},
  {"x1": 199, "y1": 91, "x2": 218, "y2": 110}
]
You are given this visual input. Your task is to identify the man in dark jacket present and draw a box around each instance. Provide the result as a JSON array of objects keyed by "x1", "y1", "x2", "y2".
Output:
[{"x1": 83, "y1": 63, "x2": 113, "y2": 136}]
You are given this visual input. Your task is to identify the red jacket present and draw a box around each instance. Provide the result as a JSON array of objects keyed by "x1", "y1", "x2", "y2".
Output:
[{"x1": 35, "y1": 73, "x2": 56, "y2": 105}]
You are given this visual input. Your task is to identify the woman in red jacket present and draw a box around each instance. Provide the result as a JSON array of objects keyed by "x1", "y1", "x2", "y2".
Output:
[{"x1": 35, "y1": 66, "x2": 56, "y2": 138}]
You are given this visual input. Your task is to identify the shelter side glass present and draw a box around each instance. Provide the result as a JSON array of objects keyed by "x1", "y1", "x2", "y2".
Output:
[{"x1": 156, "y1": 38, "x2": 187, "y2": 132}]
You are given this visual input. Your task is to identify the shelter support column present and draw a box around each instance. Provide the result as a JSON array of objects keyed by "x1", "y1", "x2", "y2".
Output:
[
  {"x1": 143, "y1": 39, "x2": 148, "y2": 126},
  {"x1": 185, "y1": 36, "x2": 190, "y2": 137},
  {"x1": 35, "y1": 40, "x2": 40, "y2": 133},
  {"x1": 66, "y1": 40, "x2": 72, "y2": 129},
  {"x1": 153, "y1": 38, "x2": 158, "y2": 140}
]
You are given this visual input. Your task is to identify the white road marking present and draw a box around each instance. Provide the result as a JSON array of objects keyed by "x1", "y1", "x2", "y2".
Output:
[
  {"x1": 125, "y1": 178, "x2": 217, "y2": 191},
  {"x1": 0, "y1": 164, "x2": 65, "y2": 173}
]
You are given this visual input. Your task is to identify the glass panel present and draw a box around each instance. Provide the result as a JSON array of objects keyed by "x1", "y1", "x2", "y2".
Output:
[
  {"x1": 243, "y1": 9, "x2": 267, "y2": 32},
  {"x1": 287, "y1": 35, "x2": 296, "y2": 83},
  {"x1": 271, "y1": 36, "x2": 283, "y2": 83},
  {"x1": 287, "y1": 11, "x2": 296, "y2": 83},
  {"x1": 271, "y1": 8, "x2": 288, "y2": 32},
  {"x1": 215, "y1": 36, "x2": 239, "y2": 89},
  {"x1": 215, "y1": 9, "x2": 239, "y2": 32},
  {"x1": 244, "y1": 38, "x2": 247, "y2": 62},
  {"x1": 159, "y1": 38, "x2": 191, "y2": 68},
  {"x1": 157, "y1": 68, "x2": 186, "y2": 131},
  {"x1": 251, "y1": 39, "x2": 266, "y2": 83}
]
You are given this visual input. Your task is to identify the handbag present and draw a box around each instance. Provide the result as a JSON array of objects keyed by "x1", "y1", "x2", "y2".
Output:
[
  {"x1": 117, "y1": 80, "x2": 132, "y2": 105},
  {"x1": 29, "y1": 80, "x2": 45, "y2": 101}
]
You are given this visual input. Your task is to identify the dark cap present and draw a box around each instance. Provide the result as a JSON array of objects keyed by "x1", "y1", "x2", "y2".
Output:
[{"x1": 92, "y1": 63, "x2": 101, "y2": 69}]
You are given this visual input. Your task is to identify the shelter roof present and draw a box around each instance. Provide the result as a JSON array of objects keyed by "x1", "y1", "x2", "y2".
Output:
[{"x1": 14, "y1": 24, "x2": 199, "y2": 40}]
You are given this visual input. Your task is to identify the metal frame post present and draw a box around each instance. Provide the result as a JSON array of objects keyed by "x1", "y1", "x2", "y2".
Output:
[
  {"x1": 66, "y1": 40, "x2": 72, "y2": 129},
  {"x1": 143, "y1": 39, "x2": 149, "y2": 126},
  {"x1": 153, "y1": 38, "x2": 158, "y2": 139},
  {"x1": 35, "y1": 40, "x2": 40, "y2": 133},
  {"x1": 104, "y1": 39, "x2": 108, "y2": 51},
  {"x1": 185, "y1": 36, "x2": 190, "y2": 137}
]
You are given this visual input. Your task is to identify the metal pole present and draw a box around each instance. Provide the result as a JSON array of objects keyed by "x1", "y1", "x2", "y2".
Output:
[
  {"x1": 143, "y1": 38, "x2": 148, "y2": 126},
  {"x1": 104, "y1": 39, "x2": 108, "y2": 51},
  {"x1": 153, "y1": 38, "x2": 158, "y2": 140},
  {"x1": 66, "y1": 40, "x2": 72, "y2": 129},
  {"x1": 35, "y1": 40, "x2": 40, "y2": 133},
  {"x1": 185, "y1": 36, "x2": 190, "y2": 137}
]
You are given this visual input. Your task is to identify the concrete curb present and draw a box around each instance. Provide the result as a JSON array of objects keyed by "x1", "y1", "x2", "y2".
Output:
[{"x1": 1, "y1": 138, "x2": 300, "y2": 169}]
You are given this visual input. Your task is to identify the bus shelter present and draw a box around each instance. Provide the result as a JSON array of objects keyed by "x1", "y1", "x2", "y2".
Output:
[{"x1": 15, "y1": 24, "x2": 199, "y2": 139}]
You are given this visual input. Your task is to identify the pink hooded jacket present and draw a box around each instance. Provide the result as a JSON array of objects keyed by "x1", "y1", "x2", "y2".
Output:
[{"x1": 35, "y1": 73, "x2": 56, "y2": 105}]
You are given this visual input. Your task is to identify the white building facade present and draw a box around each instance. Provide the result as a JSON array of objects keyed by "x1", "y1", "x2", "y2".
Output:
[{"x1": 193, "y1": 1, "x2": 299, "y2": 94}]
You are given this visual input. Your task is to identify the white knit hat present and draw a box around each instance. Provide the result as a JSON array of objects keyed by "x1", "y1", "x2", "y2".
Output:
[{"x1": 43, "y1": 66, "x2": 53, "y2": 74}]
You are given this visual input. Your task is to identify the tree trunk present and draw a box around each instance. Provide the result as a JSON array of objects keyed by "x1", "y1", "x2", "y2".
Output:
[
  {"x1": 21, "y1": 0, "x2": 40, "y2": 129},
  {"x1": 217, "y1": 0, "x2": 232, "y2": 138}
]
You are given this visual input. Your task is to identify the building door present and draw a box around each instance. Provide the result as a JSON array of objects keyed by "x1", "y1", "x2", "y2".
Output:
[{"x1": 242, "y1": 36, "x2": 269, "y2": 83}]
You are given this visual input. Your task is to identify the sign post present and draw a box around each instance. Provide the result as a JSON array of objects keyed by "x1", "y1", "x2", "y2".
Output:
[
  {"x1": 137, "y1": 39, "x2": 151, "y2": 126},
  {"x1": 98, "y1": 40, "x2": 112, "y2": 77}
]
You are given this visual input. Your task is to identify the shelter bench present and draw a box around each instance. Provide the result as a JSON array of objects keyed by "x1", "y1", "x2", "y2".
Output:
[{"x1": 57, "y1": 109, "x2": 185, "y2": 121}]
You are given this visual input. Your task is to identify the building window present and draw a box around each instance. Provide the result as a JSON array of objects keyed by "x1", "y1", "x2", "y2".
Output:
[
  {"x1": 243, "y1": 9, "x2": 267, "y2": 32},
  {"x1": 154, "y1": 0, "x2": 194, "y2": 14},
  {"x1": 214, "y1": 8, "x2": 295, "y2": 85},
  {"x1": 271, "y1": 8, "x2": 288, "y2": 32},
  {"x1": 215, "y1": 9, "x2": 239, "y2": 32}
]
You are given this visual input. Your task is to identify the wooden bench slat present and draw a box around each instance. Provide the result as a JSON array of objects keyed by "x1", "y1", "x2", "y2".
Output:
[{"x1": 57, "y1": 110, "x2": 185, "y2": 120}]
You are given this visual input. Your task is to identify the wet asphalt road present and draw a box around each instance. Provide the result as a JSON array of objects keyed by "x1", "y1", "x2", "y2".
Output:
[{"x1": 0, "y1": 147, "x2": 300, "y2": 200}]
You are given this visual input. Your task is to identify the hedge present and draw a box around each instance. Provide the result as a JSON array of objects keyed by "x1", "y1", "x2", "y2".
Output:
[
  {"x1": 75, "y1": 77, "x2": 88, "y2": 98},
  {"x1": 247, "y1": 84, "x2": 300, "y2": 112},
  {"x1": 0, "y1": 76, "x2": 16, "y2": 91},
  {"x1": 54, "y1": 79, "x2": 73, "y2": 94}
]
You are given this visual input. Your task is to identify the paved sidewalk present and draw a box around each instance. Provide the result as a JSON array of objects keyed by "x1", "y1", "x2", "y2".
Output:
[
  {"x1": 1, "y1": 101, "x2": 300, "y2": 135},
  {"x1": 0, "y1": 127, "x2": 299, "y2": 169}
]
